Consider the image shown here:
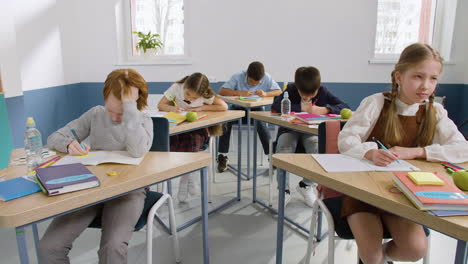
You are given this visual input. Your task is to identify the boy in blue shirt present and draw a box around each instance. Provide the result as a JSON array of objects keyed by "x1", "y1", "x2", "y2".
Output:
[
  {"x1": 217, "y1": 61, "x2": 282, "y2": 172},
  {"x1": 271, "y1": 66, "x2": 348, "y2": 208}
]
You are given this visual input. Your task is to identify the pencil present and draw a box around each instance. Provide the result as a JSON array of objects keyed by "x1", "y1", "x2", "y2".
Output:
[
  {"x1": 372, "y1": 137, "x2": 401, "y2": 164},
  {"x1": 70, "y1": 128, "x2": 85, "y2": 150},
  {"x1": 167, "y1": 94, "x2": 178, "y2": 106}
]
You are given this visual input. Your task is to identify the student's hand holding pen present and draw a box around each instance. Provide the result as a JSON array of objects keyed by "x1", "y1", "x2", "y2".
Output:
[
  {"x1": 172, "y1": 105, "x2": 185, "y2": 113},
  {"x1": 67, "y1": 141, "x2": 90, "y2": 156},
  {"x1": 255, "y1": 90, "x2": 266, "y2": 97},
  {"x1": 364, "y1": 149, "x2": 399, "y2": 166},
  {"x1": 239, "y1": 91, "x2": 253, "y2": 96}
]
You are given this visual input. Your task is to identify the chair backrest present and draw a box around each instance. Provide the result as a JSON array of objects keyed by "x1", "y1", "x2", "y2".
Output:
[
  {"x1": 317, "y1": 120, "x2": 347, "y2": 200},
  {"x1": 318, "y1": 120, "x2": 347, "y2": 154},
  {"x1": 151, "y1": 117, "x2": 170, "y2": 152}
]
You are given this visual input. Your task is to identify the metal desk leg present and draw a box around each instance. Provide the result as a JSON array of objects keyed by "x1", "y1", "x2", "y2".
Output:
[
  {"x1": 269, "y1": 134, "x2": 274, "y2": 206},
  {"x1": 200, "y1": 167, "x2": 210, "y2": 264},
  {"x1": 276, "y1": 168, "x2": 286, "y2": 264},
  {"x1": 237, "y1": 118, "x2": 242, "y2": 200},
  {"x1": 32, "y1": 223, "x2": 40, "y2": 263},
  {"x1": 253, "y1": 119, "x2": 258, "y2": 201},
  {"x1": 246, "y1": 108, "x2": 251, "y2": 179},
  {"x1": 455, "y1": 240, "x2": 467, "y2": 264},
  {"x1": 16, "y1": 226, "x2": 29, "y2": 264}
]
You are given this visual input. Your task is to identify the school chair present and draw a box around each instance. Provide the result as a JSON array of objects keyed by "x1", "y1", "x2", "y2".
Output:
[
  {"x1": 302, "y1": 120, "x2": 430, "y2": 264},
  {"x1": 434, "y1": 95, "x2": 446, "y2": 107}
]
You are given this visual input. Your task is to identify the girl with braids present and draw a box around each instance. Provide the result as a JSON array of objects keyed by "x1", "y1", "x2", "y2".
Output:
[
  {"x1": 336, "y1": 43, "x2": 468, "y2": 264},
  {"x1": 41, "y1": 69, "x2": 153, "y2": 263},
  {"x1": 158, "y1": 72, "x2": 227, "y2": 202}
]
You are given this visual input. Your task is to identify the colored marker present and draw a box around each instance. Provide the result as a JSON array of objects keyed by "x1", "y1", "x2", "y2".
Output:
[
  {"x1": 446, "y1": 168, "x2": 455, "y2": 175},
  {"x1": 34, "y1": 156, "x2": 60, "y2": 170},
  {"x1": 70, "y1": 128, "x2": 85, "y2": 150},
  {"x1": 372, "y1": 137, "x2": 401, "y2": 164}
]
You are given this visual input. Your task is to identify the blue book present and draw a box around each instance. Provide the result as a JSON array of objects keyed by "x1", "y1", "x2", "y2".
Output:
[{"x1": 0, "y1": 176, "x2": 42, "y2": 201}]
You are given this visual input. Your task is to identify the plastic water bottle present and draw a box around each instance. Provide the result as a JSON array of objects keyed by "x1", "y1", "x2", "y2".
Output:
[
  {"x1": 281, "y1": 91, "x2": 291, "y2": 120},
  {"x1": 24, "y1": 117, "x2": 43, "y2": 171}
]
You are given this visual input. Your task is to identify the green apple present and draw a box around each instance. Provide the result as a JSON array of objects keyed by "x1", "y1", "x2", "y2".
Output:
[
  {"x1": 340, "y1": 108, "x2": 353, "y2": 119},
  {"x1": 453, "y1": 170, "x2": 468, "y2": 191},
  {"x1": 186, "y1": 111, "x2": 198, "y2": 122}
]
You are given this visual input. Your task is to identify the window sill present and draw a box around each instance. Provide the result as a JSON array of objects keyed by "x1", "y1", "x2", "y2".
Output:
[
  {"x1": 369, "y1": 58, "x2": 456, "y2": 65},
  {"x1": 116, "y1": 57, "x2": 192, "y2": 66}
]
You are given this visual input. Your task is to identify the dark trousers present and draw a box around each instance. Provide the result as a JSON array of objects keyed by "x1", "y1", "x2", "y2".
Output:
[{"x1": 218, "y1": 105, "x2": 270, "y2": 155}]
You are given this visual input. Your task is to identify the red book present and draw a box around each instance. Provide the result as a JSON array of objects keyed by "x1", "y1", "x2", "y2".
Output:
[{"x1": 393, "y1": 171, "x2": 468, "y2": 211}]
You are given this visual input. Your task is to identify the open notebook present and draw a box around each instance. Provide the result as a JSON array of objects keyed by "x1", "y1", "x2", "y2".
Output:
[
  {"x1": 53, "y1": 151, "x2": 144, "y2": 166},
  {"x1": 311, "y1": 154, "x2": 419, "y2": 172}
]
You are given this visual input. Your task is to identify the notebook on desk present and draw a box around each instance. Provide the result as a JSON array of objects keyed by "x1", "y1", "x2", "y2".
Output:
[
  {"x1": 53, "y1": 151, "x2": 145, "y2": 166},
  {"x1": 311, "y1": 154, "x2": 420, "y2": 172},
  {"x1": 36, "y1": 163, "x2": 100, "y2": 196},
  {"x1": 0, "y1": 176, "x2": 42, "y2": 201}
]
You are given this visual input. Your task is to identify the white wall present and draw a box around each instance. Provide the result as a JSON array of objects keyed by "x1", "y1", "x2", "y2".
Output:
[
  {"x1": 77, "y1": 0, "x2": 468, "y2": 84},
  {"x1": 0, "y1": 0, "x2": 80, "y2": 98}
]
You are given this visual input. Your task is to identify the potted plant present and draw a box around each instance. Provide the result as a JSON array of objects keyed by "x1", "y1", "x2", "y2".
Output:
[{"x1": 133, "y1": 31, "x2": 163, "y2": 58}]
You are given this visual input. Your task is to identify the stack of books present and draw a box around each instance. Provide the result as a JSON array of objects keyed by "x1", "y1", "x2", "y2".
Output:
[{"x1": 393, "y1": 171, "x2": 468, "y2": 215}]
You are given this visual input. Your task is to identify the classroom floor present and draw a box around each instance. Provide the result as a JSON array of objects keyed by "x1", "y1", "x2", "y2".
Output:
[{"x1": 0, "y1": 128, "x2": 457, "y2": 264}]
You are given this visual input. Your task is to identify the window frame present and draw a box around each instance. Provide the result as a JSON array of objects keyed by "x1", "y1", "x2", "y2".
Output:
[
  {"x1": 369, "y1": 0, "x2": 458, "y2": 64},
  {"x1": 115, "y1": 0, "x2": 191, "y2": 66}
]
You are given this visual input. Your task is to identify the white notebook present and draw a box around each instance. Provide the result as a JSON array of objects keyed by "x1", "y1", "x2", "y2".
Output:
[
  {"x1": 53, "y1": 151, "x2": 145, "y2": 166},
  {"x1": 311, "y1": 154, "x2": 419, "y2": 172}
]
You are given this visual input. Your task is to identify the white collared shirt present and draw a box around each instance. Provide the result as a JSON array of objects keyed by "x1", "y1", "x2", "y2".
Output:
[{"x1": 338, "y1": 93, "x2": 468, "y2": 163}]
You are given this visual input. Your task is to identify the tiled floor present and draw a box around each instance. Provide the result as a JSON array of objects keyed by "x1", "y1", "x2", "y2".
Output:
[{"x1": 0, "y1": 129, "x2": 458, "y2": 263}]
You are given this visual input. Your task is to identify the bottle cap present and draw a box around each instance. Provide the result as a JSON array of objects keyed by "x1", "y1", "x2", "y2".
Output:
[
  {"x1": 284, "y1": 91, "x2": 289, "y2": 98},
  {"x1": 26, "y1": 117, "x2": 35, "y2": 126}
]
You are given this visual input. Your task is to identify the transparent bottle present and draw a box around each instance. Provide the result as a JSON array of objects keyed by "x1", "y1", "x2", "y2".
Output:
[
  {"x1": 24, "y1": 117, "x2": 43, "y2": 171},
  {"x1": 281, "y1": 91, "x2": 291, "y2": 120}
]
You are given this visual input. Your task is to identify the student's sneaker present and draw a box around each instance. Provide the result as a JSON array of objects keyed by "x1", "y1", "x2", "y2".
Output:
[
  {"x1": 296, "y1": 181, "x2": 317, "y2": 208},
  {"x1": 178, "y1": 175, "x2": 190, "y2": 202},
  {"x1": 187, "y1": 174, "x2": 200, "y2": 196},
  {"x1": 217, "y1": 154, "x2": 229, "y2": 173},
  {"x1": 272, "y1": 191, "x2": 292, "y2": 211}
]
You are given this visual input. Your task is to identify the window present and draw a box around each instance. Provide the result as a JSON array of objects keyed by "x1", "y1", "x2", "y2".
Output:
[
  {"x1": 130, "y1": 0, "x2": 185, "y2": 56},
  {"x1": 115, "y1": 0, "x2": 189, "y2": 64},
  {"x1": 372, "y1": 0, "x2": 458, "y2": 63}
]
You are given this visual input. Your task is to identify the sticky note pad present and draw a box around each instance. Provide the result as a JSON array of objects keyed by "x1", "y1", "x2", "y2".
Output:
[{"x1": 407, "y1": 172, "x2": 445, "y2": 185}]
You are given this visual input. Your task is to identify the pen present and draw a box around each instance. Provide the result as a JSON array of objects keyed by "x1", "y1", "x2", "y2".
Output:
[
  {"x1": 70, "y1": 128, "x2": 85, "y2": 150},
  {"x1": 167, "y1": 94, "x2": 178, "y2": 106},
  {"x1": 312, "y1": 98, "x2": 318, "y2": 106},
  {"x1": 372, "y1": 137, "x2": 401, "y2": 164}
]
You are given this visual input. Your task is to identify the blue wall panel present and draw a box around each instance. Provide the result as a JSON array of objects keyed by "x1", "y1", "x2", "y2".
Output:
[{"x1": 4, "y1": 81, "x2": 467, "y2": 153}]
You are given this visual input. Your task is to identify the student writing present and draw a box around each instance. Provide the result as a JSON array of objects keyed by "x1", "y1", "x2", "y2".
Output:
[
  {"x1": 217, "y1": 61, "x2": 282, "y2": 172},
  {"x1": 158, "y1": 72, "x2": 228, "y2": 202},
  {"x1": 271, "y1": 66, "x2": 349, "y2": 209},
  {"x1": 336, "y1": 43, "x2": 468, "y2": 264},
  {"x1": 40, "y1": 69, "x2": 153, "y2": 264}
]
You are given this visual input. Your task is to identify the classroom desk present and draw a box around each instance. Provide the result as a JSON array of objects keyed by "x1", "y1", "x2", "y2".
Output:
[
  {"x1": 0, "y1": 149, "x2": 212, "y2": 264},
  {"x1": 250, "y1": 111, "x2": 321, "y2": 234},
  {"x1": 272, "y1": 153, "x2": 468, "y2": 264},
  {"x1": 165, "y1": 110, "x2": 245, "y2": 232},
  {"x1": 220, "y1": 96, "x2": 274, "y2": 179}
]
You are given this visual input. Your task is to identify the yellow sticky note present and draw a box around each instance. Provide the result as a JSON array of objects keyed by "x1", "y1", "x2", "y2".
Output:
[
  {"x1": 408, "y1": 172, "x2": 444, "y2": 185},
  {"x1": 76, "y1": 153, "x2": 96, "y2": 158}
]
